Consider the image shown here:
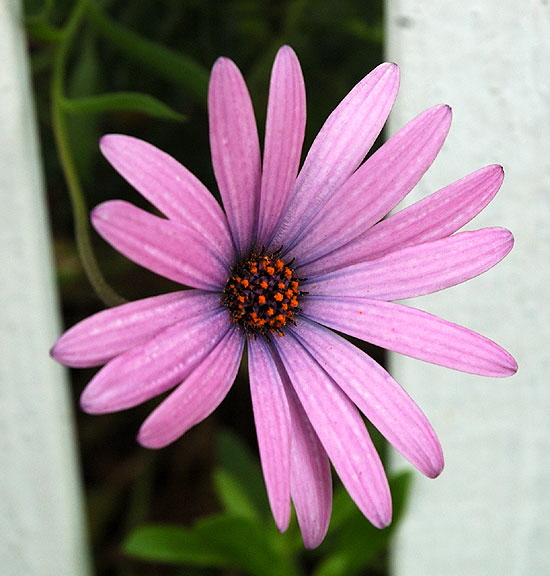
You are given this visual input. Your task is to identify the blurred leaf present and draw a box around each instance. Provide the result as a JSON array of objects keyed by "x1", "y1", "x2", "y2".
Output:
[
  {"x1": 66, "y1": 30, "x2": 102, "y2": 184},
  {"x1": 124, "y1": 523, "x2": 229, "y2": 566},
  {"x1": 62, "y1": 92, "x2": 185, "y2": 121},
  {"x1": 216, "y1": 428, "x2": 271, "y2": 519},
  {"x1": 342, "y1": 18, "x2": 384, "y2": 43},
  {"x1": 194, "y1": 515, "x2": 298, "y2": 576},
  {"x1": 213, "y1": 468, "x2": 262, "y2": 522},
  {"x1": 25, "y1": 19, "x2": 63, "y2": 42},
  {"x1": 24, "y1": 0, "x2": 55, "y2": 21},
  {"x1": 89, "y1": 4, "x2": 209, "y2": 103},
  {"x1": 124, "y1": 516, "x2": 300, "y2": 576},
  {"x1": 389, "y1": 469, "x2": 413, "y2": 522},
  {"x1": 324, "y1": 482, "x2": 359, "y2": 534},
  {"x1": 313, "y1": 471, "x2": 413, "y2": 576}
]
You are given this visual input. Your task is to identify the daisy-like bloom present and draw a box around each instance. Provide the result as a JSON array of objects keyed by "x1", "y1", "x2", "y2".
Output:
[{"x1": 51, "y1": 46, "x2": 517, "y2": 548}]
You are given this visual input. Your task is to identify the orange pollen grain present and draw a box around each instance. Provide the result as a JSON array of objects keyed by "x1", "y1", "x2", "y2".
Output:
[{"x1": 223, "y1": 251, "x2": 304, "y2": 338}]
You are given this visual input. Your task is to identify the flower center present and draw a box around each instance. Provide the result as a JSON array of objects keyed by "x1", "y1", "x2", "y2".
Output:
[{"x1": 223, "y1": 250, "x2": 303, "y2": 337}]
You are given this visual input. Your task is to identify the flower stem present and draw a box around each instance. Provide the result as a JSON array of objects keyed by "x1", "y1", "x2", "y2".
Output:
[{"x1": 51, "y1": 0, "x2": 125, "y2": 307}]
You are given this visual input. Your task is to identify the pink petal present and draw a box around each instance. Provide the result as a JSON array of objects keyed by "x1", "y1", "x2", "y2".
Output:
[
  {"x1": 138, "y1": 327, "x2": 244, "y2": 448},
  {"x1": 248, "y1": 338, "x2": 292, "y2": 533},
  {"x1": 99, "y1": 135, "x2": 233, "y2": 250},
  {"x1": 304, "y1": 227, "x2": 514, "y2": 300},
  {"x1": 92, "y1": 200, "x2": 229, "y2": 290},
  {"x1": 80, "y1": 306, "x2": 229, "y2": 414},
  {"x1": 291, "y1": 320, "x2": 443, "y2": 478},
  {"x1": 270, "y1": 62, "x2": 400, "y2": 252},
  {"x1": 257, "y1": 46, "x2": 306, "y2": 247},
  {"x1": 293, "y1": 105, "x2": 452, "y2": 266},
  {"x1": 275, "y1": 334, "x2": 392, "y2": 529},
  {"x1": 304, "y1": 296, "x2": 518, "y2": 377},
  {"x1": 285, "y1": 380, "x2": 332, "y2": 549},
  {"x1": 209, "y1": 57, "x2": 261, "y2": 255},
  {"x1": 308, "y1": 165, "x2": 504, "y2": 274},
  {"x1": 51, "y1": 291, "x2": 215, "y2": 367}
]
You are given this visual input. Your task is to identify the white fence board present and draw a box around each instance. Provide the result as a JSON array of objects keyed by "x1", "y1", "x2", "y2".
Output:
[
  {"x1": 386, "y1": 2, "x2": 550, "y2": 575},
  {"x1": 0, "y1": 1, "x2": 91, "y2": 575}
]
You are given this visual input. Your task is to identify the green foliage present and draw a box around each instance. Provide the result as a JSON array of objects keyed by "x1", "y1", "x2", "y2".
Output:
[
  {"x1": 312, "y1": 473, "x2": 412, "y2": 576},
  {"x1": 123, "y1": 429, "x2": 412, "y2": 576},
  {"x1": 65, "y1": 29, "x2": 102, "y2": 184},
  {"x1": 213, "y1": 426, "x2": 271, "y2": 521},
  {"x1": 87, "y1": 5, "x2": 210, "y2": 103},
  {"x1": 125, "y1": 517, "x2": 299, "y2": 576},
  {"x1": 62, "y1": 92, "x2": 185, "y2": 121}
]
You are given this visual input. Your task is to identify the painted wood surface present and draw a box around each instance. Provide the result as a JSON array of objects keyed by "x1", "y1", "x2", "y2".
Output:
[
  {"x1": 0, "y1": 1, "x2": 91, "y2": 574},
  {"x1": 386, "y1": 2, "x2": 550, "y2": 574}
]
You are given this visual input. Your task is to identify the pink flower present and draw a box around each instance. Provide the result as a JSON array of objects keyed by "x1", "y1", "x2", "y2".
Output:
[{"x1": 51, "y1": 46, "x2": 517, "y2": 548}]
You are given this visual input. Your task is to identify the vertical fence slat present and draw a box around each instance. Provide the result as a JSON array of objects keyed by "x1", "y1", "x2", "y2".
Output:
[
  {"x1": 0, "y1": 2, "x2": 91, "y2": 575},
  {"x1": 386, "y1": 2, "x2": 550, "y2": 575}
]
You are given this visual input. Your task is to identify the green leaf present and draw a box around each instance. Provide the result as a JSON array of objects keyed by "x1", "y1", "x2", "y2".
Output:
[
  {"x1": 65, "y1": 30, "x2": 102, "y2": 185},
  {"x1": 89, "y1": 5, "x2": 209, "y2": 104},
  {"x1": 61, "y1": 92, "x2": 185, "y2": 121},
  {"x1": 213, "y1": 468, "x2": 262, "y2": 521},
  {"x1": 313, "y1": 471, "x2": 413, "y2": 576},
  {"x1": 124, "y1": 516, "x2": 299, "y2": 576},
  {"x1": 314, "y1": 503, "x2": 388, "y2": 576},
  {"x1": 194, "y1": 515, "x2": 291, "y2": 576},
  {"x1": 25, "y1": 19, "x2": 64, "y2": 43},
  {"x1": 215, "y1": 428, "x2": 270, "y2": 519},
  {"x1": 390, "y1": 469, "x2": 413, "y2": 522},
  {"x1": 124, "y1": 523, "x2": 230, "y2": 567}
]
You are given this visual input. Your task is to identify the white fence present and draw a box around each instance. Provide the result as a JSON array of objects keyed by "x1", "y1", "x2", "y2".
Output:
[
  {"x1": 0, "y1": 1, "x2": 90, "y2": 575},
  {"x1": 0, "y1": 0, "x2": 548, "y2": 574},
  {"x1": 387, "y1": 2, "x2": 550, "y2": 575}
]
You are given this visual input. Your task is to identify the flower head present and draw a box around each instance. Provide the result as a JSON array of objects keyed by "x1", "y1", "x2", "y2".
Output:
[{"x1": 51, "y1": 46, "x2": 517, "y2": 548}]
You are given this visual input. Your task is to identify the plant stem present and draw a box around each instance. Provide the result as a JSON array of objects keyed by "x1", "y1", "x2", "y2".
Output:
[{"x1": 51, "y1": 0, "x2": 125, "y2": 306}]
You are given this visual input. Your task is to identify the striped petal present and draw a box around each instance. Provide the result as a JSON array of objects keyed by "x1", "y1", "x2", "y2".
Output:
[
  {"x1": 248, "y1": 338, "x2": 292, "y2": 533},
  {"x1": 257, "y1": 46, "x2": 306, "y2": 247},
  {"x1": 285, "y1": 381, "x2": 332, "y2": 549},
  {"x1": 209, "y1": 57, "x2": 261, "y2": 255},
  {"x1": 138, "y1": 327, "x2": 244, "y2": 448},
  {"x1": 270, "y1": 62, "x2": 400, "y2": 252},
  {"x1": 99, "y1": 135, "x2": 233, "y2": 250},
  {"x1": 80, "y1": 306, "x2": 229, "y2": 413},
  {"x1": 304, "y1": 228, "x2": 514, "y2": 300},
  {"x1": 92, "y1": 200, "x2": 229, "y2": 290},
  {"x1": 293, "y1": 105, "x2": 452, "y2": 264},
  {"x1": 306, "y1": 165, "x2": 504, "y2": 275},
  {"x1": 291, "y1": 320, "x2": 443, "y2": 478},
  {"x1": 51, "y1": 290, "x2": 214, "y2": 367},
  {"x1": 275, "y1": 334, "x2": 392, "y2": 529},
  {"x1": 304, "y1": 296, "x2": 518, "y2": 377}
]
